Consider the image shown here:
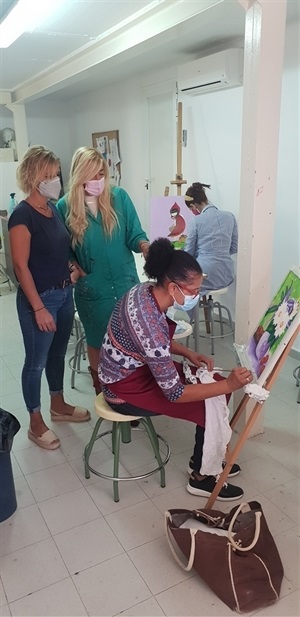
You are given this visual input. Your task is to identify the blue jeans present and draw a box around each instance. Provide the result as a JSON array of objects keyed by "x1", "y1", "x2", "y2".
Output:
[{"x1": 17, "y1": 285, "x2": 74, "y2": 413}]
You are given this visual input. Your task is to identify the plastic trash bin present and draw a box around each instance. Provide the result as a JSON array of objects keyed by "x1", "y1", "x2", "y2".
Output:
[{"x1": 0, "y1": 408, "x2": 21, "y2": 522}]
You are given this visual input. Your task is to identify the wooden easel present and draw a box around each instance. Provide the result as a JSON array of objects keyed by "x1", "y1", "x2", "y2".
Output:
[
  {"x1": 170, "y1": 102, "x2": 187, "y2": 196},
  {"x1": 205, "y1": 325, "x2": 300, "y2": 508}
]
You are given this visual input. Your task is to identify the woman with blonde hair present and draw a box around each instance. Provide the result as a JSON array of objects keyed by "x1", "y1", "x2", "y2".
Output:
[
  {"x1": 8, "y1": 145, "x2": 90, "y2": 450},
  {"x1": 56, "y1": 146, "x2": 149, "y2": 393}
]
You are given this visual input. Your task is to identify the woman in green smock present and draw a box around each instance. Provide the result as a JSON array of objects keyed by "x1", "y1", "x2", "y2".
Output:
[{"x1": 56, "y1": 146, "x2": 149, "y2": 392}]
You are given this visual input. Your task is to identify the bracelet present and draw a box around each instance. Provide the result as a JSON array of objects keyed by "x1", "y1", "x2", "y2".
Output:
[{"x1": 34, "y1": 306, "x2": 45, "y2": 312}]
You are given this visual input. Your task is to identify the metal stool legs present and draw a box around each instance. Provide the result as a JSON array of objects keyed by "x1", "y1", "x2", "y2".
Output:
[
  {"x1": 293, "y1": 366, "x2": 300, "y2": 403},
  {"x1": 69, "y1": 332, "x2": 88, "y2": 388},
  {"x1": 0, "y1": 264, "x2": 12, "y2": 295},
  {"x1": 193, "y1": 294, "x2": 234, "y2": 355},
  {"x1": 140, "y1": 417, "x2": 166, "y2": 488},
  {"x1": 83, "y1": 418, "x2": 170, "y2": 502}
]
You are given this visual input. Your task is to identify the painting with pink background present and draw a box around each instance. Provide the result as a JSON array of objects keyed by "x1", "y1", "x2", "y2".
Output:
[{"x1": 150, "y1": 196, "x2": 194, "y2": 248}]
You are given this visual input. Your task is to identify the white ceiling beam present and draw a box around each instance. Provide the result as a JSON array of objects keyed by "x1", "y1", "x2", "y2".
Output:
[
  {"x1": 0, "y1": 90, "x2": 12, "y2": 105},
  {"x1": 12, "y1": 0, "x2": 222, "y2": 103},
  {"x1": 237, "y1": 0, "x2": 252, "y2": 10}
]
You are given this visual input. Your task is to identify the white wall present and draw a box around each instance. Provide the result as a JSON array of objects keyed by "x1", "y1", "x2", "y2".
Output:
[
  {"x1": 0, "y1": 100, "x2": 71, "y2": 183},
  {"x1": 62, "y1": 19, "x2": 298, "y2": 289},
  {"x1": 24, "y1": 99, "x2": 71, "y2": 187},
  {"x1": 274, "y1": 20, "x2": 300, "y2": 286},
  {"x1": 181, "y1": 87, "x2": 243, "y2": 215},
  {"x1": 67, "y1": 80, "x2": 149, "y2": 229},
  {"x1": 6, "y1": 18, "x2": 297, "y2": 347},
  {"x1": 179, "y1": 19, "x2": 299, "y2": 348},
  {"x1": 180, "y1": 20, "x2": 299, "y2": 289},
  {"x1": 0, "y1": 106, "x2": 14, "y2": 132}
]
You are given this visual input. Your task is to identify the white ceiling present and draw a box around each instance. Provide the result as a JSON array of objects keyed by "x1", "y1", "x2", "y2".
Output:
[{"x1": 0, "y1": 0, "x2": 299, "y2": 103}]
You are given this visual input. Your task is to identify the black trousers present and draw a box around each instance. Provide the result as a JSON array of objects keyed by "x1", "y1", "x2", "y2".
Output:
[
  {"x1": 109, "y1": 401, "x2": 205, "y2": 473},
  {"x1": 192, "y1": 425, "x2": 205, "y2": 473}
]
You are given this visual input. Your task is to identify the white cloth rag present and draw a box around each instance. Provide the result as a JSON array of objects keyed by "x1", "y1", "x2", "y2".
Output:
[
  {"x1": 244, "y1": 383, "x2": 270, "y2": 402},
  {"x1": 198, "y1": 370, "x2": 232, "y2": 476}
]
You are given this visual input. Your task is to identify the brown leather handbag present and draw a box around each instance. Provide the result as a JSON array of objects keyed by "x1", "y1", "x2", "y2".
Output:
[{"x1": 165, "y1": 501, "x2": 284, "y2": 613}]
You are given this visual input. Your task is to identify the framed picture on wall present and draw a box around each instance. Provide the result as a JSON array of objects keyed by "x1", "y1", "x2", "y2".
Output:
[{"x1": 92, "y1": 130, "x2": 121, "y2": 185}]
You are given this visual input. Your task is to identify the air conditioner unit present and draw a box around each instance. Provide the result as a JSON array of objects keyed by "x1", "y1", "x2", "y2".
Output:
[{"x1": 177, "y1": 49, "x2": 243, "y2": 95}]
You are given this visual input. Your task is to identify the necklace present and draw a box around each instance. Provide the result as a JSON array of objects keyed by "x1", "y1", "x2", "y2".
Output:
[{"x1": 28, "y1": 199, "x2": 49, "y2": 212}]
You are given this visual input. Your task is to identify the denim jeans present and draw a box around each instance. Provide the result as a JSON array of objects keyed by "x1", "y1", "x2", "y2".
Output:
[{"x1": 17, "y1": 285, "x2": 74, "y2": 413}]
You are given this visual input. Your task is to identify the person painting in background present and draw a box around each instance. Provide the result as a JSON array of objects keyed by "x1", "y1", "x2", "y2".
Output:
[
  {"x1": 56, "y1": 146, "x2": 149, "y2": 395},
  {"x1": 8, "y1": 146, "x2": 90, "y2": 451},
  {"x1": 184, "y1": 182, "x2": 238, "y2": 295},
  {"x1": 99, "y1": 238, "x2": 253, "y2": 501}
]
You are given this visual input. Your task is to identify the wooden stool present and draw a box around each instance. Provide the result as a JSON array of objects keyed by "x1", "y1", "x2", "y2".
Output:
[
  {"x1": 83, "y1": 393, "x2": 171, "y2": 502},
  {"x1": 193, "y1": 287, "x2": 235, "y2": 355}
]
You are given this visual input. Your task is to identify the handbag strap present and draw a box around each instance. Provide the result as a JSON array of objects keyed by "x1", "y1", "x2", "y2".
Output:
[
  {"x1": 228, "y1": 502, "x2": 262, "y2": 551},
  {"x1": 165, "y1": 511, "x2": 197, "y2": 571}
]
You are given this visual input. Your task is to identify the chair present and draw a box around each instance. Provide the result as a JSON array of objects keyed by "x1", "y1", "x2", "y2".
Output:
[
  {"x1": 0, "y1": 216, "x2": 19, "y2": 295},
  {"x1": 173, "y1": 319, "x2": 193, "y2": 341},
  {"x1": 83, "y1": 393, "x2": 170, "y2": 502},
  {"x1": 68, "y1": 311, "x2": 89, "y2": 388},
  {"x1": 0, "y1": 264, "x2": 12, "y2": 295},
  {"x1": 193, "y1": 287, "x2": 235, "y2": 355},
  {"x1": 293, "y1": 366, "x2": 300, "y2": 403}
]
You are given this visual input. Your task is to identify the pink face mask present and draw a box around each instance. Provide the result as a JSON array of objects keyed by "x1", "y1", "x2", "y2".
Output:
[{"x1": 85, "y1": 177, "x2": 105, "y2": 196}]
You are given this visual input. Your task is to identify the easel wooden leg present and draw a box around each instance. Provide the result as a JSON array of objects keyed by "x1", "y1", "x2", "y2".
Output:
[
  {"x1": 204, "y1": 325, "x2": 299, "y2": 509},
  {"x1": 205, "y1": 397, "x2": 260, "y2": 508},
  {"x1": 170, "y1": 102, "x2": 187, "y2": 196}
]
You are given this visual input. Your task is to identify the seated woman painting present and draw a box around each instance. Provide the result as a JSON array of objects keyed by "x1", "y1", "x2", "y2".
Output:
[
  {"x1": 99, "y1": 238, "x2": 252, "y2": 501},
  {"x1": 184, "y1": 182, "x2": 238, "y2": 295}
]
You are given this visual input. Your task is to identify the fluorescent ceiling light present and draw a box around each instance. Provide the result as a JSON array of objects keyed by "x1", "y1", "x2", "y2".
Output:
[{"x1": 0, "y1": 0, "x2": 60, "y2": 48}]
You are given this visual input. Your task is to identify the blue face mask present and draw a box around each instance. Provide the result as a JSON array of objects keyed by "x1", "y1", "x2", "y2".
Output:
[{"x1": 172, "y1": 285, "x2": 200, "y2": 312}]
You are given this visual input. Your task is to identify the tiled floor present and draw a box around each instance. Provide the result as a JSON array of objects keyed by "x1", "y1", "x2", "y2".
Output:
[{"x1": 0, "y1": 288, "x2": 299, "y2": 617}]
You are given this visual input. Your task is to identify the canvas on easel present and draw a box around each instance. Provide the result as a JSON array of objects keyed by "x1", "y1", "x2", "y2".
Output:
[
  {"x1": 205, "y1": 321, "x2": 299, "y2": 509},
  {"x1": 150, "y1": 196, "x2": 194, "y2": 249},
  {"x1": 204, "y1": 268, "x2": 299, "y2": 509},
  {"x1": 234, "y1": 266, "x2": 300, "y2": 386}
]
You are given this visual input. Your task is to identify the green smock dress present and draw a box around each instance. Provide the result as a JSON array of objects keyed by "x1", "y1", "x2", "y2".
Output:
[{"x1": 56, "y1": 187, "x2": 148, "y2": 348}]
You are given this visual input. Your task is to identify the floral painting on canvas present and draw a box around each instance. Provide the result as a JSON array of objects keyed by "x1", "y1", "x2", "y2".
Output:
[{"x1": 246, "y1": 267, "x2": 300, "y2": 380}]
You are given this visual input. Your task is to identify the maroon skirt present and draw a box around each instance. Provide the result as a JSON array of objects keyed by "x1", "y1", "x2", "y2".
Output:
[{"x1": 107, "y1": 362, "x2": 226, "y2": 428}]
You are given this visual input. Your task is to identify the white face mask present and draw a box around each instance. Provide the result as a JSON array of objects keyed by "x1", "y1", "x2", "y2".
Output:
[
  {"x1": 38, "y1": 177, "x2": 61, "y2": 201},
  {"x1": 85, "y1": 178, "x2": 105, "y2": 196},
  {"x1": 172, "y1": 284, "x2": 200, "y2": 312}
]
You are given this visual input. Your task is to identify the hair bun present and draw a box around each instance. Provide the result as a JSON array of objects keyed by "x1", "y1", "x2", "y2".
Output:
[
  {"x1": 144, "y1": 238, "x2": 174, "y2": 279},
  {"x1": 192, "y1": 182, "x2": 211, "y2": 190}
]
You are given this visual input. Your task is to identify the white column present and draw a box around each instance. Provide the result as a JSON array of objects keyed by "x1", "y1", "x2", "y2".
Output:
[
  {"x1": 235, "y1": 0, "x2": 287, "y2": 435},
  {"x1": 6, "y1": 103, "x2": 28, "y2": 160}
]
